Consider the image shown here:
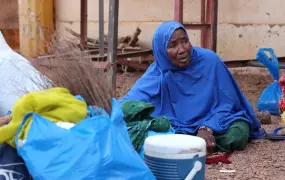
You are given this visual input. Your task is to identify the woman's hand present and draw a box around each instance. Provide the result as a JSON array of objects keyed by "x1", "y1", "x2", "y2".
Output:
[
  {"x1": 0, "y1": 115, "x2": 11, "y2": 126},
  {"x1": 197, "y1": 129, "x2": 216, "y2": 154}
]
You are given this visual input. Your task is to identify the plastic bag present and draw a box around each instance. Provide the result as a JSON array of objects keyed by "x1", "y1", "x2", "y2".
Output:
[
  {"x1": 256, "y1": 48, "x2": 282, "y2": 115},
  {"x1": 0, "y1": 143, "x2": 31, "y2": 180},
  {"x1": 15, "y1": 98, "x2": 155, "y2": 180},
  {"x1": 0, "y1": 31, "x2": 50, "y2": 116}
]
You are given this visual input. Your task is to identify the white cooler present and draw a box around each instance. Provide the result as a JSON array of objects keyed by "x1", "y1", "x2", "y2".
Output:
[{"x1": 144, "y1": 134, "x2": 206, "y2": 180}]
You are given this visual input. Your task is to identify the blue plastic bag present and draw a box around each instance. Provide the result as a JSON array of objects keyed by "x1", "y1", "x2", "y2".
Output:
[
  {"x1": 0, "y1": 143, "x2": 31, "y2": 180},
  {"x1": 15, "y1": 98, "x2": 155, "y2": 180},
  {"x1": 256, "y1": 48, "x2": 282, "y2": 115}
]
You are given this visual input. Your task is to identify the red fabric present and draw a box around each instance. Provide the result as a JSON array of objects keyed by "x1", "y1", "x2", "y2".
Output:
[
  {"x1": 279, "y1": 75, "x2": 285, "y2": 94},
  {"x1": 206, "y1": 152, "x2": 232, "y2": 164},
  {"x1": 279, "y1": 75, "x2": 285, "y2": 113}
]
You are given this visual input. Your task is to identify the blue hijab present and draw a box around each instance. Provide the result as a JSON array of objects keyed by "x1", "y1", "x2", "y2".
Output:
[{"x1": 118, "y1": 21, "x2": 261, "y2": 135}]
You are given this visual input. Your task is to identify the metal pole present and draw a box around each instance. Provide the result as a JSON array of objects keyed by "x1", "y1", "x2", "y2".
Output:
[
  {"x1": 211, "y1": 0, "x2": 218, "y2": 52},
  {"x1": 248, "y1": 61, "x2": 285, "y2": 69},
  {"x1": 205, "y1": 0, "x2": 213, "y2": 49},
  {"x1": 174, "y1": 0, "x2": 183, "y2": 22},
  {"x1": 200, "y1": 0, "x2": 206, "y2": 48},
  {"x1": 80, "y1": 0, "x2": 88, "y2": 49},
  {"x1": 107, "y1": 0, "x2": 119, "y2": 96},
  {"x1": 99, "y1": 0, "x2": 104, "y2": 58}
]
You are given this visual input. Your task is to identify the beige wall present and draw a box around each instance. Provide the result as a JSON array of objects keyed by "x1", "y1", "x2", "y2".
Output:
[
  {"x1": 0, "y1": 0, "x2": 19, "y2": 29},
  {"x1": 55, "y1": 0, "x2": 285, "y2": 61}
]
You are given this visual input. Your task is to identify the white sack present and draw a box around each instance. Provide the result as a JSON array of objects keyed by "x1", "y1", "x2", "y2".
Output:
[{"x1": 0, "y1": 31, "x2": 48, "y2": 116}]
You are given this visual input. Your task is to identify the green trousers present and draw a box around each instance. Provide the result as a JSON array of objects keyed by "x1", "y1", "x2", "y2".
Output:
[{"x1": 214, "y1": 120, "x2": 250, "y2": 152}]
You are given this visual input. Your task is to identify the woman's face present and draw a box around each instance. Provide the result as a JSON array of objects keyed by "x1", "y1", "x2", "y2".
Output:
[{"x1": 166, "y1": 28, "x2": 192, "y2": 68}]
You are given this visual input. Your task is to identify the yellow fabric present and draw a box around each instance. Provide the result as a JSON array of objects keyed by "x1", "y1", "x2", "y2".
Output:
[
  {"x1": 0, "y1": 87, "x2": 88, "y2": 148},
  {"x1": 282, "y1": 112, "x2": 285, "y2": 125}
]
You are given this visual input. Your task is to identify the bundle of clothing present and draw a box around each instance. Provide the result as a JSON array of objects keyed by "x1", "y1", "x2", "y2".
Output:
[{"x1": 120, "y1": 100, "x2": 172, "y2": 152}]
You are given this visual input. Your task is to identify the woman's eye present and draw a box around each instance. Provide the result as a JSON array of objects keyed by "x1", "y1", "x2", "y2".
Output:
[
  {"x1": 169, "y1": 44, "x2": 176, "y2": 48},
  {"x1": 183, "y1": 39, "x2": 189, "y2": 43}
]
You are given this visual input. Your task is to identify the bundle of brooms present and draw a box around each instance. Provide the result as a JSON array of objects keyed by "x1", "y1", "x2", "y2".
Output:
[{"x1": 30, "y1": 35, "x2": 113, "y2": 114}]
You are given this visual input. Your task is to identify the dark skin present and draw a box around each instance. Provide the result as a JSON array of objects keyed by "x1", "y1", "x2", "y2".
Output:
[
  {"x1": 196, "y1": 129, "x2": 216, "y2": 154},
  {"x1": 0, "y1": 115, "x2": 11, "y2": 126},
  {"x1": 166, "y1": 28, "x2": 216, "y2": 153},
  {"x1": 166, "y1": 28, "x2": 191, "y2": 68}
]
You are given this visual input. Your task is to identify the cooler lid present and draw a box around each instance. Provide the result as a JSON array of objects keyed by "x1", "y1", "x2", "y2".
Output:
[{"x1": 144, "y1": 134, "x2": 206, "y2": 155}]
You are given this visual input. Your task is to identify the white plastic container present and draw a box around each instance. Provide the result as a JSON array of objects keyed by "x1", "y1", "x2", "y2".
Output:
[{"x1": 144, "y1": 134, "x2": 206, "y2": 180}]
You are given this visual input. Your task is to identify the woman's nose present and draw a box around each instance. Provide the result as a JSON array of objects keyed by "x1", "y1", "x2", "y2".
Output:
[{"x1": 177, "y1": 43, "x2": 186, "y2": 54}]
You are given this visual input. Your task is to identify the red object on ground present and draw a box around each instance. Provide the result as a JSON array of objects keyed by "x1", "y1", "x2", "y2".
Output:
[
  {"x1": 206, "y1": 152, "x2": 232, "y2": 164},
  {"x1": 279, "y1": 75, "x2": 285, "y2": 112}
]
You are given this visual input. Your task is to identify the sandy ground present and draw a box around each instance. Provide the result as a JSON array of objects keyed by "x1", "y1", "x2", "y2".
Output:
[{"x1": 116, "y1": 67, "x2": 285, "y2": 180}]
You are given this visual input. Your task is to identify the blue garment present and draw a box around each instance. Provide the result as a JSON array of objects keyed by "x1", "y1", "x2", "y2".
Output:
[
  {"x1": 0, "y1": 143, "x2": 31, "y2": 180},
  {"x1": 118, "y1": 21, "x2": 261, "y2": 136}
]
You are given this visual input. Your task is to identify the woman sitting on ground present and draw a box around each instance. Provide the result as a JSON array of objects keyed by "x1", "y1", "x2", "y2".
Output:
[{"x1": 118, "y1": 21, "x2": 262, "y2": 153}]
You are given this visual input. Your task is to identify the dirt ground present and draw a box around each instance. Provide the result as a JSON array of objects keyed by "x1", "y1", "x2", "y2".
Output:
[{"x1": 116, "y1": 66, "x2": 285, "y2": 180}]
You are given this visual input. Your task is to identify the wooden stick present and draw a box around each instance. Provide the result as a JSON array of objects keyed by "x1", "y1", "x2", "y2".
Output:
[
  {"x1": 65, "y1": 27, "x2": 107, "y2": 45},
  {"x1": 128, "y1": 27, "x2": 141, "y2": 47},
  {"x1": 65, "y1": 27, "x2": 141, "y2": 48}
]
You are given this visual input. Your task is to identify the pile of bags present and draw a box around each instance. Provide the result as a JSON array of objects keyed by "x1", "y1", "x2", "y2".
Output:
[
  {"x1": 0, "y1": 31, "x2": 174, "y2": 179},
  {"x1": 0, "y1": 88, "x2": 156, "y2": 179}
]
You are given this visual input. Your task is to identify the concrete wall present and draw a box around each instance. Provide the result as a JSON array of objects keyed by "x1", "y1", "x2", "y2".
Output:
[
  {"x1": 0, "y1": 0, "x2": 18, "y2": 29},
  {"x1": 55, "y1": 0, "x2": 285, "y2": 61}
]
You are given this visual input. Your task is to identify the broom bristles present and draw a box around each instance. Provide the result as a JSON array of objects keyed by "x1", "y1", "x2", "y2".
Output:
[{"x1": 30, "y1": 33, "x2": 113, "y2": 114}]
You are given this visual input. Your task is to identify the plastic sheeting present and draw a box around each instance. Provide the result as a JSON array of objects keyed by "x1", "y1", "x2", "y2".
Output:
[{"x1": 0, "y1": 31, "x2": 49, "y2": 116}]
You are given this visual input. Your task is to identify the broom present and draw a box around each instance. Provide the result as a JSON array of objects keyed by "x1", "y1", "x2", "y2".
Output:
[{"x1": 29, "y1": 34, "x2": 113, "y2": 114}]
